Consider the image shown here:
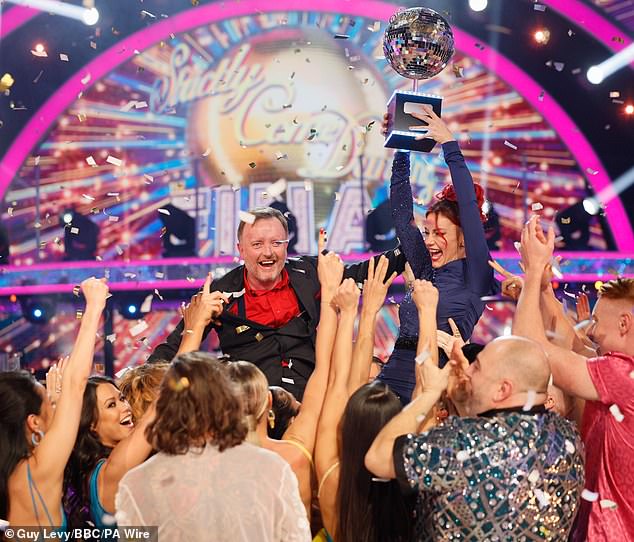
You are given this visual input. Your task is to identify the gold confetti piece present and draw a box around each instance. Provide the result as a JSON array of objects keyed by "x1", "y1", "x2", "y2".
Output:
[
  {"x1": 155, "y1": 272, "x2": 165, "y2": 279},
  {"x1": 248, "y1": 162, "x2": 257, "y2": 169},
  {"x1": 255, "y1": 332, "x2": 264, "y2": 342},
  {"x1": 239, "y1": 210, "x2": 256, "y2": 224},
  {"x1": 235, "y1": 325, "x2": 250, "y2": 334},
  {"x1": 609, "y1": 91, "x2": 620, "y2": 98},
  {"x1": 504, "y1": 140, "x2": 518, "y2": 150},
  {"x1": 94, "y1": 363, "x2": 104, "y2": 373},
  {"x1": 76, "y1": 310, "x2": 83, "y2": 319},
  {"x1": 106, "y1": 155, "x2": 122, "y2": 166},
  {"x1": 59, "y1": 53, "x2": 69, "y2": 61},
  {"x1": 452, "y1": 64, "x2": 464, "y2": 78},
  {"x1": 0, "y1": 73, "x2": 15, "y2": 91}
]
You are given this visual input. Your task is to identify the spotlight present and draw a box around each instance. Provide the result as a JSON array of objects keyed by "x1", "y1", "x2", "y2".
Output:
[
  {"x1": 582, "y1": 197, "x2": 601, "y2": 216},
  {"x1": 587, "y1": 66, "x2": 604, "y2": 85},
  {"x1": 82, "y1": 7, "x2": 99, "y2": 25},
  {"x1": 116, "y1": 294, "x2": 150, "y2": 320},
  {"x1": 34, "y1": 43, "x2": 45, "y2": 53},
  {"x1": 19, "y1": 296, "x2": 56, "y2": 324},
  {"x1": 468, "y1": 0, "x2": 488, "y2": 12},
  {"x1": 127, "y1": 304, "x2": 137, "y2": 315},
  {"x1": 533, "y1": 29, "x2": 551, "y2": 45},
  {"x1": 60, "y1": 210, "x2": 99, "y2": 261},
  {"x1": 626, "y1": 104, "x2": 634, "y2": 115},
  {"x1": 157, "y1": 204, "x2": 196, "y2": 258}
]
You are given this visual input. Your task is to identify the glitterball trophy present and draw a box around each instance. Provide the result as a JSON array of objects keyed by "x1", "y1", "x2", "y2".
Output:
[{"x1": 383, "y1": 7, "x2": 455, "y2": 152}]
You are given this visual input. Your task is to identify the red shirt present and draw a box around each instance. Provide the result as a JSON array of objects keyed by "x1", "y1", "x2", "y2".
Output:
[
  {"x1": 229, "y1": 269, "x2": 301, "y2": 328},
  {"x1": 575, "y1": 352, "x2": 634, "y2": 542}
]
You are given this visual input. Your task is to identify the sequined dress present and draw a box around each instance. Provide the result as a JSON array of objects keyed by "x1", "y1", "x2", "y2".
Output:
[
  {"x1": 393, "y1": 406, "x2": 585, "y2": 541},
  {"x1": 378, "y1": 143, "x2": 500, "y2": 403}
]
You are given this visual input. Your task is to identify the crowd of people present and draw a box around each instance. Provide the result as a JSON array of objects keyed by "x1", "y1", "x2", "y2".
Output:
[{"x1": 1, "y1": 109, "x2": 633, "y2": 542}]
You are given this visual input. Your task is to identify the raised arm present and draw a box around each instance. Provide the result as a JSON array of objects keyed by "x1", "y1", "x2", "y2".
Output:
[
  {"x1": 347, "y1": 255, "x2": 397, "y2": 395},
  {"x1": 512, "y1": 216, "x2": 599, "y2": 401},
  {"x1": 412, "y1": 106, "x2": 494, "y2": 294},
  {"x1": 35, "y1": 278, "x2": 109, "y2": 478},
  {"x1": 284, "y1": 231, "x2": 343, "y2": 451}
]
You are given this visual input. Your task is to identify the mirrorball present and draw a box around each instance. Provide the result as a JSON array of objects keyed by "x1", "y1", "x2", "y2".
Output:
[{"x1": 383, "y1": 7, "x2": 455, "y2": 80}]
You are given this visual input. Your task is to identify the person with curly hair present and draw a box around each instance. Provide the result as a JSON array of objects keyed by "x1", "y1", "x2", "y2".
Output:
[
  {"x1": 117, "y1": 362, "x2": 169, "y2": 423},
  {"x1": 377, "y1": 105, "x2": 500, "y2": 404},
  {"x1": 115, "y1": 352, "x2": 310, "y2": 542}
]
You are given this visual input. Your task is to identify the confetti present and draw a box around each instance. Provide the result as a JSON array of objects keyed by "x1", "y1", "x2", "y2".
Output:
[
  {"x1": 72, "y1": 285, "x2": 81, "y2": 297},
  {"x1": 564, "y1": 439, "x2": 575, "y2": 454},
  {"x1": 265, "y1": 178, "x2": 287, "y2": 198},
  {"x1": 255, "y1": 332, "x2": 264, "y2": 342},
  {"x1": 59, "y1": 53, "x2": 69, "y2": 62},
  {"x1": 248, "y1": 162, "x2": 257, "y2": 169},
  {"x1": 86, "y1": 156, "x2": 97, "y2": 167},
  {"x1": 533, "y1": 488, "x2": 550, "y2": 508},
  {"x1": 130, "y1": 320, "x2": 149, "y2": 337},
  {"x1": 275, "y1": 151, "x2": 287, "y2": 160},
  {"x1": 108, "y1": 216, "x2": 119, "y2": 222},
  {"x1": 304, "y1": 180, "x2": 312, "y2": 191},
  {"x1": 81, "y1": 73, "x2": 92, "y2": 85},
  {"x1": 609, "y1": 91, "x2": 620, "y2": 98},
  {"x1": 533, "y1": 3, "x2": 546, "y2": 11},
  {"x1": 135, "y1": 101, "x2": 148, "y2": 109},
  {"x1": 368, "y1": 21, "x2": 381, "y2": 32},
  {"x1": 238, "y1": 211, "x2": 256, "y2": 225},
  {"x1": 281, "y1": 377, "x2": 295, "y2": 384},
  {"x1": 586, "y1": 168, "x2": 598, "y2": 176},
  {"x1": 106, "y1": 155, "x2": 122, "y2": 166},
  {"x1": 168, "y1": 376, "x2": 190, "y2": 392},
  {"x1": 554, "y1": 62, "x2": 565, "y2": 72},
  {"x1": 528, "y1": 469, "x2": 540, "y2": 484},
  {"x1": 334, "y1": 34, "x2": 350, "y2": 39},
  {"x1": 222, "y1": 289, "x2": 245, "y2": 299},
  {"x1": 452, "y1": 64, "x2": 464, "y2": 78},
  {"x1": 599, "y1": 499, "x2": 617, "y2": 510},
  {"x1": 140, "y1": 294, "x2": 153, "y2": 313},
  {"x1": 415, "y1": 349, "x2": 430, "y2": 365},
  {"x1": 513, "y1": 241, "x2": 522, "y2": 254},
  {"x1": 371, "y1": 478, "x2": 391, "y2": 482},
  {"x1": 106, "y1": 333, "x2": 116, "y2": 343},
  {"x1": 0, "y1": 73, "x2": 15, "y2": 91},
  {"x1": 538, "y1": 91, "x2": 544, "y2": 102},
  {"x1": 581, "y1": 489, "x2": 599, "y2": 502},
  {"x1": 235, "y1": 325, "x2": 250, "y2": 334},
  {"x1": 31, "y1": 48, "x2": 48, "y2": 58},
  {"x1": 609, "y1": 404, "x2": 624, "y2": 422},
  {"x1": 143, "y1": 174, "x2": 154, "y2": 183},
  {"x1": 76, "y1": 310, "x2": 83, "y2": 320},
  {"x1": 574, "y1": 319, "x2": 592, "y2": 331},
  {"x1": 33, "y1": 70, "x2": 44, "y2": 84},
  {"x1": 550, "y1": 259, "x2": 563, "y2": 279},
  {"x1": 155, "y1": 272, "x2": 165, "y2": 279},
  {"x1": 531, "y1": 202, "x2": 544, "y2": 211},
  {"x1": 154, "y1": 288, "x2": 164, "y2": 301},
  {"x1": 82, "y1": 194, "x2": 95, "y2": 201},
  {"x1": 158, "y1": 208, "x2": 171, "y2": 216},
  {"x1": 504, "y1": 140, "x2": 518, "y2": 150},
  {"x1": 568, "y1": 29, "x2": 575, "y2": 37},
  {"x1": 523, "y1": 390, "x2": 537, "y2": 411},
  {"x1": 70, "y1": 227, "x2": 79, "y2": 234}
]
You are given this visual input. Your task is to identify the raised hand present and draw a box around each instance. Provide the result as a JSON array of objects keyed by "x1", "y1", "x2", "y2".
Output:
[
  {"x1": 411, "y1": 279, "x2": 439, "y2": 311},
  {"x1": 180, "y1": 273, "x2": 228, "y2": 330},
  {"x1": 407, "y1": 104, "x2": 454, "y2": 143},
  {"x1": 331, "y1": 278, "x2": 361, "y2": 314},
  {"x1": 317, "y1": 229, "x2": 344, "y2": 301},
  {"x1": 489, "y1": 260, "x2": 524, "y2": 301},
  {"x1": 80, "y1": 277, "x2": 109, "y2": 309},
  {"x1": 576, "y1": 292, "x2": 591, "y2": 324},
  {"x1": 46, "y1": 355, "x2": 68, "y2": 408},
  {"x1": 361, "y1": 255, "x2": 397, "y2": 315},
  {"x1": 446, "y1": 341, "x2": 472, "y2": 412},
  {"x1": 519, "y1": 215, "x2": 555, "y2": 274}
]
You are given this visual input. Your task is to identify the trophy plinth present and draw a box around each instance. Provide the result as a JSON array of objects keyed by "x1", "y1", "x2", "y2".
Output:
[{"x1": 385, "y1": 90, "x2": 442, "y2": 153}]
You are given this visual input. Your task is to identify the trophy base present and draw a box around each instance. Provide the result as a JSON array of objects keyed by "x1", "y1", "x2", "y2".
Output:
[{"x1": 384, "y1": 90, "x2": 443, "y2": 153}]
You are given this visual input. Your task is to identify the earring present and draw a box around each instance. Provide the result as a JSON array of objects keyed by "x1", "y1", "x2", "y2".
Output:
[
  {"x1": 267, "y1": 409, "x2": 276, "y2": 430},
  {"x1": 31, "y1": 430, "x2": 44, "y2": 447}
]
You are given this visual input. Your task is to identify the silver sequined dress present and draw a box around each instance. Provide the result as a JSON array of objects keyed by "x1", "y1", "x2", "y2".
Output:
[{"x1": 394, "y1": 407, "x2": 585, "y2": 541}]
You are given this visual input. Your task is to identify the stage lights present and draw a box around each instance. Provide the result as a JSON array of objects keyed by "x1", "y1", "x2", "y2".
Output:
[
  {"x1": 533, "y1": 29, "x2": 551, "y2": 45},
  {"x1": 586, "y1": 43, "x2": 634, "y2": 84},
  {"x1": 116, "y1": 294, "x2": 150, "y2": 320},
  {"x1": 587, "y1": 66, "x2": 604, "y2": 85},
  {"x1": 5, "y1": 0, "x2": 99, "y2": 25},
  {"x1": 626, "y1": 104, "x2": 633, "y2": 115},
  {"x1": 468, "y1": 0, "x2": 488, "y2": 12},
  {"x1": 19, "y1": 297, "x2": 56, "y2": 324}
]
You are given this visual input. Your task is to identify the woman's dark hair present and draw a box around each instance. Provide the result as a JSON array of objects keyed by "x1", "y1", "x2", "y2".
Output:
[
  {"x1": 147, "y1": 352, "x2": 247, "y2": 454},
  {"x1": 427, "y1": 183, "x2": 487, "y2": 227},
  {"x1": 336, "y1": 381, "x2": 414, "y2": 542},
  {"x1": 268, "y1": 386, "x2": 299, "y2": 440},
  {"x1": 0, "y1": 372, "x2": 43, "y2": 519},
  {"x1": 63, "y1": 376, "x2": 116, "y2": 528}
]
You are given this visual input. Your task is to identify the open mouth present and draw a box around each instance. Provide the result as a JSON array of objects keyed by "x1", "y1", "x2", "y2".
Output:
[
  {"x1": 120, "y1": 414, "x2": 134, "y2": 427},
  {"x1": 429, "y1": 249, "x2": 443, "y2": 262},
  {"x1": 258, "y1": 260, "x2": 276, "y2": 269}
]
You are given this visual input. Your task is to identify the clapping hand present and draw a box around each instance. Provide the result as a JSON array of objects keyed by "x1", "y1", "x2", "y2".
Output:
[{"x1": 361, "y1": 256, "x2": 397, "y2": 315}]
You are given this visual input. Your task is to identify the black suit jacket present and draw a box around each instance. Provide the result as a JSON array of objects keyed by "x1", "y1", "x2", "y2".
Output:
[{"x1": 148, "y1": 248, "x2": 406, "y2": 399}]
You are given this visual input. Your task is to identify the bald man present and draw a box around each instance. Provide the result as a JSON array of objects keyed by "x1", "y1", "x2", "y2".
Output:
[{"x1": 365, "y1": 336, "x2": 585, "y2": 542}]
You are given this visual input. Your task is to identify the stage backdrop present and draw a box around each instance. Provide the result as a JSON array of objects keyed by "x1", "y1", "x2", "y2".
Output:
[{"x1": 4, "y1": 9, "x2": 610, "y2": 267}]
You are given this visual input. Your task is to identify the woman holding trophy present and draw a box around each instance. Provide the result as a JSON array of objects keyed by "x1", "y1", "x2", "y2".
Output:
[{"x1": 378, "y1": 7, "x2": 500, "y2": 404}]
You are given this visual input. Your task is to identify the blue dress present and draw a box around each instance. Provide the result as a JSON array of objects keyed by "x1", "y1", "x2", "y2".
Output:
[
  {"x1": 378, "y1": 142, "x2": 500, "y2": 404},
  {"x1": 90, "y1": 459, "x2": 117, "y2": 541}
]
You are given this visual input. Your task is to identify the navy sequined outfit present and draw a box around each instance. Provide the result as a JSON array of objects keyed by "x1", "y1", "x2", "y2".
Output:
[
  {"x1": 393, "y1": 406, "x2": 585, "y2": 541},
  {"x1": 378, "y1": 142, "x2": 500, "y2": 403}
]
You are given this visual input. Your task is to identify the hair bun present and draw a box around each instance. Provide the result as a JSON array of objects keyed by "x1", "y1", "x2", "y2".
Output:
[{"x1": 434, "y1": 183, "x2": 488, "y2": 223}]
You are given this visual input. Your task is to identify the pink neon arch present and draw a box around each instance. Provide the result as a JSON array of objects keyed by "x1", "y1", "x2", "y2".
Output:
[{"x1": 0, "y1": 0, "x2": 631, "y2": 249}]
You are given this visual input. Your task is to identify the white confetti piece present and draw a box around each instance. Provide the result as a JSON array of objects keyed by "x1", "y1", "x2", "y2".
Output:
[
  {"x1": 281, "y1": 377, "x2": 295, "y2": 384},
  {"x1": 143, "y1": 173, "x2": 154, "y2": 183},
  {"x1": 528, "y1": 469, "x2": 540, "y2": 484},
  {"x1": 106, "y1": 155, "x2": 122, "y2": 166},
  {"x1": 31, "y1": 49, "x2": 48, "y2": 57},
  {"x1": 274, "y1": 151, "x2": 288, "y2": 160},
  {"x1": 415, "y1": 349, "x2": 430, "y2": 365},
  {"x1": 135, "y1": 101, "x2": 148, "y2": 109},
  {"x1": 504, "y1": 140, "x2": 518, "y2": 150},
  {"x1": 82, "y1": 194, "x2": 95, "y2": 201},
  {"x1": 609, "y1": 404, "x2": 624, "y2": 422},
  {"x1": 371, "y1": 478, "x2": 391, "y2": 482},
  {"x1": 586, "y1": 167, "x2": 598, "y2": 176},
  {"x1": 101, "y1": 513, "x2": 116, "y2": 526},
  {"x1": 523, "y1": 390, "x2": 537, "y2": 411},
  {"x1": 130, "y1": 320, "x2": 149, "y2": 337},
  {"x1": 239, "y1": 211, "x2": 256, "y2": 224},
  {"x1": 600, "y1": 499, "x2": 618, "y2": 510},
  {"x1": 158, "y1": 208, "x2": 171, "y2": 216},
  {"x1": 106, "y1": 333, "x2": 117, "y2": 343},
  {"x1": 531, "y1": 202, "x2": 543, "y2": 211},
  {"x1": 533, "y1": 488, "x2": 550, "y2": 508},
  {"x1": 456, "y1": 450, "x2": 470, "y2": 461},
  {"x1": 551, "y1": 259, "x2": 563, "y2": 279},
  {"x1": 70, "y1": 227, "x2": 79, "y2": 234},
  {"x1": 304, "y1": 180, "x2": 312, "y2": 191},
  {"x1": 534, "y1": 3, "x2": 546, "y2": 11},
  {"x1": 108, "y1": 216, "x2": 119, "y2": 222},
  {"x1": 81, "y1": 73, "x2": 91, "y2": 85},
  {"x1": 564, "y1": 439, "x2": 575, "y2": 454},
  {"x1": 140, "y1": 294, "x2": 153, "y2": 313},
  {"x1": 581, "y1": 489, "x2": 599, "y2": 502},
  {"x1": 59, "y1": 53, "x2": 69, "y2": 61},
  {"x1": 514, "y1": 241, "x2": 522, "y2": 254},
  {"x1": 155, "y1": 272, "x2": 165, "y2": 279},
  {"x1": 86, "y1": 156, "x2": 97, "y2": 167},
  {"x1": 554, "y1": 62, "x2": 565, "y2": 72},
  {"x1": 368, "y1": 21, "x2": 381, "y2": 32},
  {"x1": 609, "y1": 91, "x2": 620, "y2": 98},
  {"x1": 154, "y1": 288, "x2": 163, "y2": 301},
  {"x1": 265, "y1": 178, "x2": 287, "y2": 198},
  {"x1": 222, "y1": 289, "x2": 245, "y2": 299}
]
